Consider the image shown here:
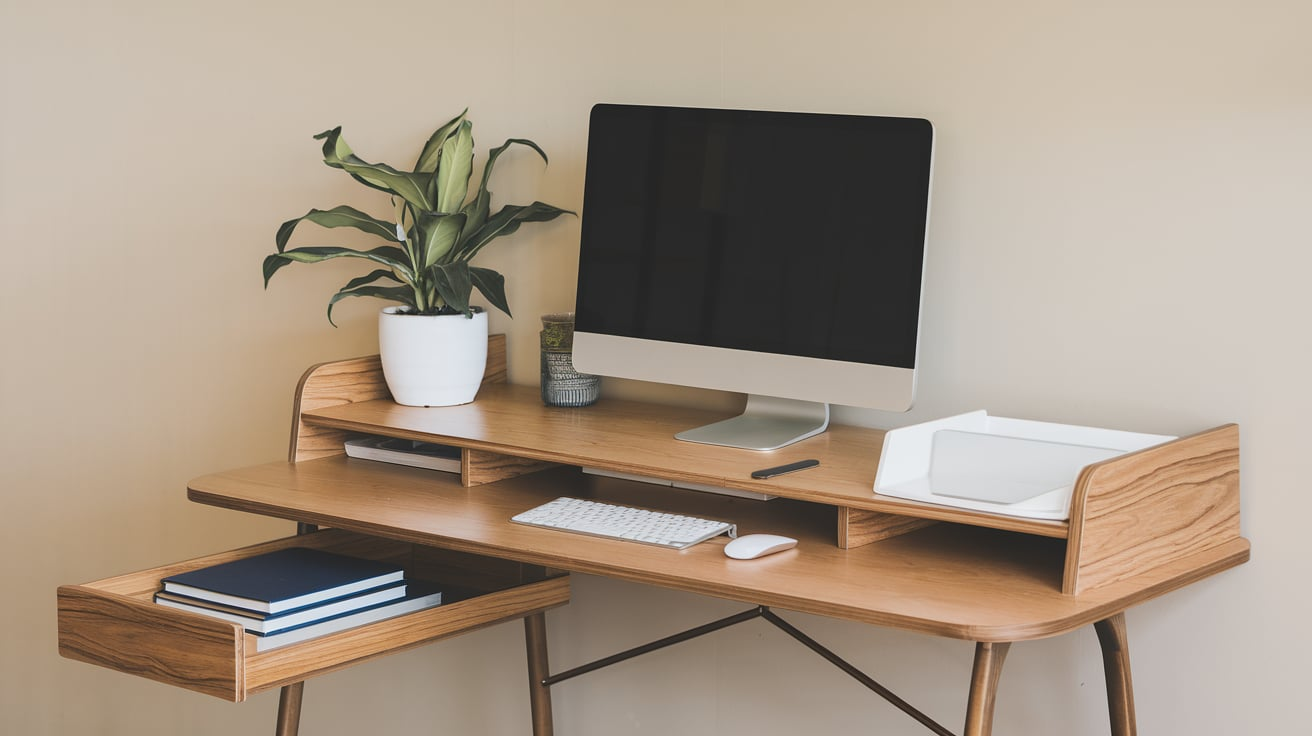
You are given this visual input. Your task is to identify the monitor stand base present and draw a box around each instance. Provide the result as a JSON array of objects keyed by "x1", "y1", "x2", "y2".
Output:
[{"x1": 675, "y1": 395, "x2": 831, "y2": 451}]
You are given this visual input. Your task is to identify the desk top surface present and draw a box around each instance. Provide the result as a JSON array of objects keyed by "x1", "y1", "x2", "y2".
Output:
[{"x1": 188, "y1": 456, "x2": 1249, "y2": 643}]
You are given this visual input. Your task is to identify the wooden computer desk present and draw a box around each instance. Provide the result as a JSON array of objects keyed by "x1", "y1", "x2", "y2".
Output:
[{"x1": 58, "y1": 339, "x2": 1249, "y2": 736}]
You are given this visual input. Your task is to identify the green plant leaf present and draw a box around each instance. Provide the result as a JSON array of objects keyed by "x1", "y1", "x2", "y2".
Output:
[
  {"x1": 462, "y1": 138, "x2": 552, "y2": 237},
  {"x1": 429, "y1": 260, "x2": 473, "y2": 316},
  {"x1": 434, "y1": 120, "x2": 474, "y2": 214},
  {"x1": 491, "y1": 138, "x2": 549, "y2": 169},
  {"x1": 262, "y1": 245, "x2": 413, "y2": 287},
  {"x1": 413, "y1": 109, "x2": 468, "y2": 173},
  {"x1": 459, "y1": 189, "x2": 490, "y2": 240},
  {"x1": 275, "y1": 206, "x2": 399, "y2": 253},
  {"x1": 314, "y1": 127, "x2": 434, "y2": 210},
  {"x1": 314, "y1": 125, "x2": 354, "y2": 160},
  {"x1": 469, "y1": 266, "x2": 510, "y2": 317},
  {"x1": 314, "y1": 126, "x2": 384, "y2": 192},
  {"x1": 457, "y1": 201, "x2": 574, "y2": 261},
  {"x1": 326, "y1": 283, "x2": 416, "y2": 326},
  {"x1": 340, "y1": 268, "x2": 404, "y2": 290},
  {"x1": 417, "y1": 211, "x2": 467, "y2": 268}
]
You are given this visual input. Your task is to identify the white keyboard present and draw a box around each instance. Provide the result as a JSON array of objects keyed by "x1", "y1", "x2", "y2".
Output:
[{"x1": 511, "y1": 497, "x2": 737, "y2": 549}]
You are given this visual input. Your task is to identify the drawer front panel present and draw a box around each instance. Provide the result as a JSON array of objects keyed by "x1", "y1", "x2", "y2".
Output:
[{"x1": 58, "y1": 585, "x2": 244, "y2": 701}]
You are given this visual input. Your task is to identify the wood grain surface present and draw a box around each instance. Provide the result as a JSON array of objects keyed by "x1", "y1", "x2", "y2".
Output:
[
  {"x1": 290, "y1": 355, "x2": 391, "y2": 462},
  {"x1": 189, "y1": 458, "x2": 1248, "y2": 641},
  {"x1": 463, "y1": 448, "x2": 559, "y2": 487},
  {"x1": 58, "y1": 585, "x2": 244, "y2": 700},
  {"x1": 839, "y1": 508, "x2": 938, "y2": 548},
  {"x1": 1064, "y1": 424, "x2": 1242, "y2": 595}
]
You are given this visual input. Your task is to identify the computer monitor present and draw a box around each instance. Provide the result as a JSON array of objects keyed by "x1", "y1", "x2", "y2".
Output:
[{"x1": 572, "y1": 104, "x2": 934, "y2": 451}]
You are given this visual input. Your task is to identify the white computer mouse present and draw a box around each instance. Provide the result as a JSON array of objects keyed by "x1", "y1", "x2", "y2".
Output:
[{"x1": 723, "y1": 533, "x2": 798, "y2": 560}]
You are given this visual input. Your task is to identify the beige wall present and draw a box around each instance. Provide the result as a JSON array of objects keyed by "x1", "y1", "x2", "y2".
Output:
[{"x1": 3, "y1": 0, "x2": 1307, "y2": 733}]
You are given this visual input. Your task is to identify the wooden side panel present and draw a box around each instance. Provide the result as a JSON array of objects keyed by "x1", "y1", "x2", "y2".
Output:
[
  {"x1": 290, "y1": 356, "x2": 390, "y2": 463},
  {"x1": 290, "y1": 335, "x2": 508, "y2": 462},
  {"x1": 463, "y1": 448, "x2": 559, "y2": 487},
  {"x1": 1063, "y1": 424, "x2": 1241, "y2": 595},
  {"x1": 838, "y1": 507, "x2": 937, "y2": 548},
  {"x1": 57, "y1": 586, "x2": 245, "y2": 701}
]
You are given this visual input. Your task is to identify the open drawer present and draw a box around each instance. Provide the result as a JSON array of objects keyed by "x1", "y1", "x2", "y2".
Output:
[{"x1": 57, "y1": 529, "x2": 570, "y2": 701}]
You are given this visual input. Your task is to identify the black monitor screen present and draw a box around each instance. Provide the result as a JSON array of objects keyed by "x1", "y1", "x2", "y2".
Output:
[{"x1": 575, "y1": 104, "x2": 933, "y2": 370}]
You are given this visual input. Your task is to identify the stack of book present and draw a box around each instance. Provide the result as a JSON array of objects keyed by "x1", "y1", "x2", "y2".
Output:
[{"x1": 155, "y1": 547, "x2": 442, "y2": 651}]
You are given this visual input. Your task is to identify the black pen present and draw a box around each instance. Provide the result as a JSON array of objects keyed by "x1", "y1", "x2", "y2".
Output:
[{"x1": 751, "y1": 459, "x2": 821, "y2": 479}]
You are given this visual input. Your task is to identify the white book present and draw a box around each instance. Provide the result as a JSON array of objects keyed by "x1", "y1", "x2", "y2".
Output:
[{"x1": 253, "y1": 584, "x2": 444, "y2": 651}]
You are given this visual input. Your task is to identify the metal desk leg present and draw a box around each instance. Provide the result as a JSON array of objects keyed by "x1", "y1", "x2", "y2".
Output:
[
  {"x1": 1095, "y1": 613, "x2": 1137, "y2": 736},
  {"x1": 963, "y1": 641, "x2": 1011, "y2": 736},
  {"x1": 525, "y1": 613, "x2": 554, "y2": 736},
  {"x1": 275, "y1": 682, "x2": 304, "y2": 736}
]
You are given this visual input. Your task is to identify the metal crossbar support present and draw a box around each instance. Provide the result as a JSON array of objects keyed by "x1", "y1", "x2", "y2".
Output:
[
  {"x1": 540, "y1": 605, "x2": 956, "y2": 736},
  {"x1": 759, "y1": 608, "x2": 956, "y2": 736},
  {"x1": 542, "y1": 606, "x2": 766, "y2": 686}
]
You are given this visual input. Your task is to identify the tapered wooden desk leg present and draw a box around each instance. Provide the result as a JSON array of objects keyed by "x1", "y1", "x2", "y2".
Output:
[
  {"x1": 524, "y1": 613, "x2": 554, "y2": 736},
  {"x1": 1095, "y1": 614, "x2": 1137, "y2": 736},
  {"x1": 963, "y1": 641, "x2": 1010, "y2": 736},
  {"x1": 274, "y1": 682, "x2": 305, "y2": 736}
]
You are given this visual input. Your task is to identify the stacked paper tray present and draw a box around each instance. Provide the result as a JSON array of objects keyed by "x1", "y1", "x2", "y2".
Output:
[{"x1": 873, "y1": 411, "x2": 1175, "y2": 520}]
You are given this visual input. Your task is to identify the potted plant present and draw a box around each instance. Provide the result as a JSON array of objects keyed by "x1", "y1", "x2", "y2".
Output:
[{"x1": 264, "y1": 110, "x2": 572, "y2": 407}]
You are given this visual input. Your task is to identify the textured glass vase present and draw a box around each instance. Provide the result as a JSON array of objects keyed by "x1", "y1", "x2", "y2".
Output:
[{"x1": 539, "y1": 312, "x2": 600, "y2": 407}]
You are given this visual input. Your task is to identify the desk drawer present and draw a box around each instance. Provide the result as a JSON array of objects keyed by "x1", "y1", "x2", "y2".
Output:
[{"x1": 57, "y1": 529, "x2": 570, "y2": 701}]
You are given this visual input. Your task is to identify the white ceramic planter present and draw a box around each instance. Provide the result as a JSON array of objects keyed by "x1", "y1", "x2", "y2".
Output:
[{"x1": 378, "y1": 307, "x2": 489, "y2": 407}]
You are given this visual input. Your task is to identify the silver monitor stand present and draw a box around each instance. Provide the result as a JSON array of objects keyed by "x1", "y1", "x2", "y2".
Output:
[{"x1": 675, "y1": 395, "x2": 831, "y2": 451}]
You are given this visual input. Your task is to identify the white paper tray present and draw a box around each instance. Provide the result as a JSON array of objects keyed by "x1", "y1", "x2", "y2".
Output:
[{"x1": 873, "y1": 411, "x2": 1175, "y2": 520}]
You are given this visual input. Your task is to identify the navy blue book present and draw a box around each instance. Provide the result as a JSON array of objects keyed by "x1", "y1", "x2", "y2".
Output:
[
  {"x1": 161, "y1": 548, "x2": 405, "y2": 615},
  {"x1": 153, "y1": 581, "x2": 408, "y2": 633}
]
